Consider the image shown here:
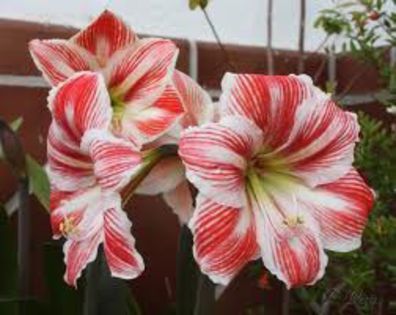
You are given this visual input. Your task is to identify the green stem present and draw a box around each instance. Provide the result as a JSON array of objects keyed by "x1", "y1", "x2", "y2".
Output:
[
  {"x1": 122, "y1": 144, "x2": 178, "y2": 206},
  {"x1": 83, "y1": 246, "x2": 141, "y2": 315},
  {"x1": 176, "y1": 225, "x2": 199, "y2": 315},
  {"x1": 194, "y1": 273, "x2": 215, "y2": 315}
]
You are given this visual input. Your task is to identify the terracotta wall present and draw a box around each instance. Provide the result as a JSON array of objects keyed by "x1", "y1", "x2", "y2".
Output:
[{"x1": 0, "y1": 18, "x2": 394, "y2": 315}]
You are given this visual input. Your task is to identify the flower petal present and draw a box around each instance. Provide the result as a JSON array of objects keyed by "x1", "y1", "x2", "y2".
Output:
[
  {"x1": 296, "y1": 169, "x2": 374, "y2": 252},
  {"x1": 72, "y1": 10, "x2": 137, "y2": 65},
  {"x1": 220, "y1": 73, "x2": 315, "y2": 148},
  {"x1": 48, "y1": 71, "x2": 112, "y2": 140},
  {"x1": 252, "y1": 187, "x2": 328, "y2": 288},
  {"x1": 179, "y1": 115, "x2": 263, "y2": 208},
  {"x1": 81, "y1": 129, "x2": 142, "y2": 191},
  {"x1": 163, "y1": 180, "x2": 194, "y2": 224},
  {"x1": 190, "y1": 195, "x2": 259, "y2": 285},
  {"x1": 280, "y1": 96, "x2": 359, "y2": 187},
  {"x1": 50, "y1": 187, "x2": 103, "y2": 240},
  {"x1": 107, "y1": 38, "x2": 178, "y2": 109},
  {"x1": 136, "y1": 156, "x2": 185, "y2": 195},
  {"x1": 46, "y1": 72, "x2": 112, "y2": 190},
  {"x1": 47, "y1": 122, "x2": 95, "y2": 191},
  {"x1": 29, "y1": 39, "x2": 97, "y2": 86},
  {"x1": 173, "y1": 70, "x2": 214, "y2": 129},
  {"x1": 63, "y1": 231, "x2": 102, "y2": 287},
  {"x1": 120, "y1": 84, "x2": 184, "y2": 145},
  {"x1": 103, "y1": 202, "x2": 145, "y2": 279}
]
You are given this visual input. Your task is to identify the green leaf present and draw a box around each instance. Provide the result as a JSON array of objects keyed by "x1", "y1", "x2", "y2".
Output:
[
  {"x1": 26, "y1": 155, "x2": 50, "y2": 211},
  {"x1": 176, "y1": 225, "x2": 199, "y2": 315}
]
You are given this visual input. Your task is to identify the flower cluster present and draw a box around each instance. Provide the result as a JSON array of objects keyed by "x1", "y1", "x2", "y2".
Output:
[{"x1": 30, "y1": 10, "x2": 374, "y2": 288}]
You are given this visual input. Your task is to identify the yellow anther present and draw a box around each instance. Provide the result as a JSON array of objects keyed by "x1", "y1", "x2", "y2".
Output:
[
  {"x1": 283, "y1": 215, "x2": 304, "y2": 227},
  {"x1": 59, "y1": 216, "x2": 76, "y2": 236}
]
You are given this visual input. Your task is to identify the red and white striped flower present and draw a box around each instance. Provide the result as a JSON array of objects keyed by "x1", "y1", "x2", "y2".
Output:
[
  {"x1": 136, "y1": 70, "x2": 215, "y2": 223},
  {"x1": 29, "y1": 10, "x2": 184, "y2": 146},
  {"x1": 48, "y1": 71, "x2": 145, "y2": 286},
  {"x1": 178, "y1": 73, "x2": 374, "y2": 288}
]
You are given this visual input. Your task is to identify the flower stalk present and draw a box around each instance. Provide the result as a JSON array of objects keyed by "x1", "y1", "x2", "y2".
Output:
[{"x1": 121, "y1": 144, "x2": 179, "y2": 206}]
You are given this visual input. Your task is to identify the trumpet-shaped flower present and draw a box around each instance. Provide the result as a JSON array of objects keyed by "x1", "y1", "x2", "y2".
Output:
[
  {"x1": 136, "y1": 71, "x2": 215, "y2": 223},
  {"x1": 29, "y1": 10, "x2": 184, "y2": 146},
  {"x1": 178, "y1": 73, "x2": 374, "y2": 288},
  {"x1": 48, "y1": 71, "x2": 145, "y2": 286}
]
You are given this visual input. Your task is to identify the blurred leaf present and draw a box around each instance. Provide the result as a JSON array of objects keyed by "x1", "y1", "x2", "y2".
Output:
[
  {"x1": 10, "y1": 117, "x2": 23, "y2": 132},
  {"x1": 43, "y1": 241, "x2": 83, "y2": 315},
  {"x1": 0, "y1": 119, "x2": 27, "y2": 178},
  {"x1": 26, "y1": 155, "x2": 50, "y2": 211}
]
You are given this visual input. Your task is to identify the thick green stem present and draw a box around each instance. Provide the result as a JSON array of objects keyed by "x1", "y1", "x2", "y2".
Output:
[
  {"x1": 83, "y1": 246, "x2": 141, "y2": 315},
  {"x1": 194, "y1": 273, "x2": 215, "y2": 315}
]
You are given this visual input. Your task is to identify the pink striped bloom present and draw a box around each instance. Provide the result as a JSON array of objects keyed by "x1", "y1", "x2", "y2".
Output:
[
  {"x1": 29, "y1": 10, "x2": 184, "y2": 146},
  {"x1": 136, "y1": 70, "x2": 215, "y2": 223},
  {"x1": 48, "y1": 72, "x2": 145, "y2": 286},
  {"x1": 178, "y1": 73, "x2": 374, "y2": 288}
]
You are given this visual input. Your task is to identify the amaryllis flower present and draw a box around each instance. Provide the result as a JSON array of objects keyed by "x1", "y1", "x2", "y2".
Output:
[
  {"x1": 29, "y1": 10, "x2": 184, "y2": 146},
  {"x1": 48, "y1": 71, "x2": 145, "y2": 286},
  {"x1": 178, "y1": 73, "x2": 374, "y2": 288},
  {"x1": 136, "y1": 70, "x2": 215, "y2": 223}
]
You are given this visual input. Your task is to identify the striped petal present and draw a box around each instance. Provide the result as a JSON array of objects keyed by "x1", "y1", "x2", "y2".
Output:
[
  {"x1": 220, "y1": 73, "x2": 316, "y2": 148},
  {"x1": 296, "y1": 169, "x2": 374, "y2": 252},
  {"x1": 29, "y1": 39, "x2": 97, "y2": 86},
  {"x1": 251, "y1": 185, "x2": 328, "y2": 288},
  {"x1": 136, "y1": 156, "x2": 185, "y2": 195},
  {"x1": 179, "y1": 115, "x2": 263, "y2": 208},
  {"x1": 190, "y1": 195, "x2": 259, "y2": 285},
  {"x1": 72, "y1": 10, "x2": 137, "y2": 66},
  {"x1": 53, "y1": 188, "x2": 104, "y2": 287},
  {"x1": 50, "y1": 187, "x2": 103, "y2": 241},
  {"x1": 173, "y1": 70, "x2": 214, "y2": 129},
  {"x1": 280, "y1": 96, "x2": 359, "y2": 187},
  {"x1": 120, "y1": 85, "x2": 184, "y2": 145},
  {"x1": 103, "y1": 203, "x2": 145, "y2": 279},
  {"x1": 81, "y1": 129, "x2": 143, "y2": 191},
  {"x1": 163, "y1": 180, "x2": 194, "y2": 224},
  {"x1": 107, "y1": 38, "x2": 178, "y2": 110},
  {"x1": 63, "y1": 231, "x2": 102, "y2": 287},
  {"x1": 47, "y1": 122, "x2": 95, "y2": 191},
  {"x1": 48, "y1": 71, "x2": 112, "y2": 141},
  {"x1": 47, "y1": 72, "x2": 112, "y2": 191}
]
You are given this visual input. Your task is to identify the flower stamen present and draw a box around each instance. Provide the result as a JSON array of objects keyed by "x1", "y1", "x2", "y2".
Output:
[{"x1": 59, "y1": 216, "x2": 77, "y2": 237}]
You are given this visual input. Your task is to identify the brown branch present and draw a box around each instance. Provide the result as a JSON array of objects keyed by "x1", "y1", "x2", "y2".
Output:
[
  {"x1": 201, "y1": 7, "x2": 236, "y2": 72},
  {"x1": 335, "y1": 65, "x2": 372, "y2": 102},
  {"x1": 298, "y1": 0, "x2": 306, "y2": 74},
  {"x1": 267, "y1": 0, "x2": 274, "y2": 74}
]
